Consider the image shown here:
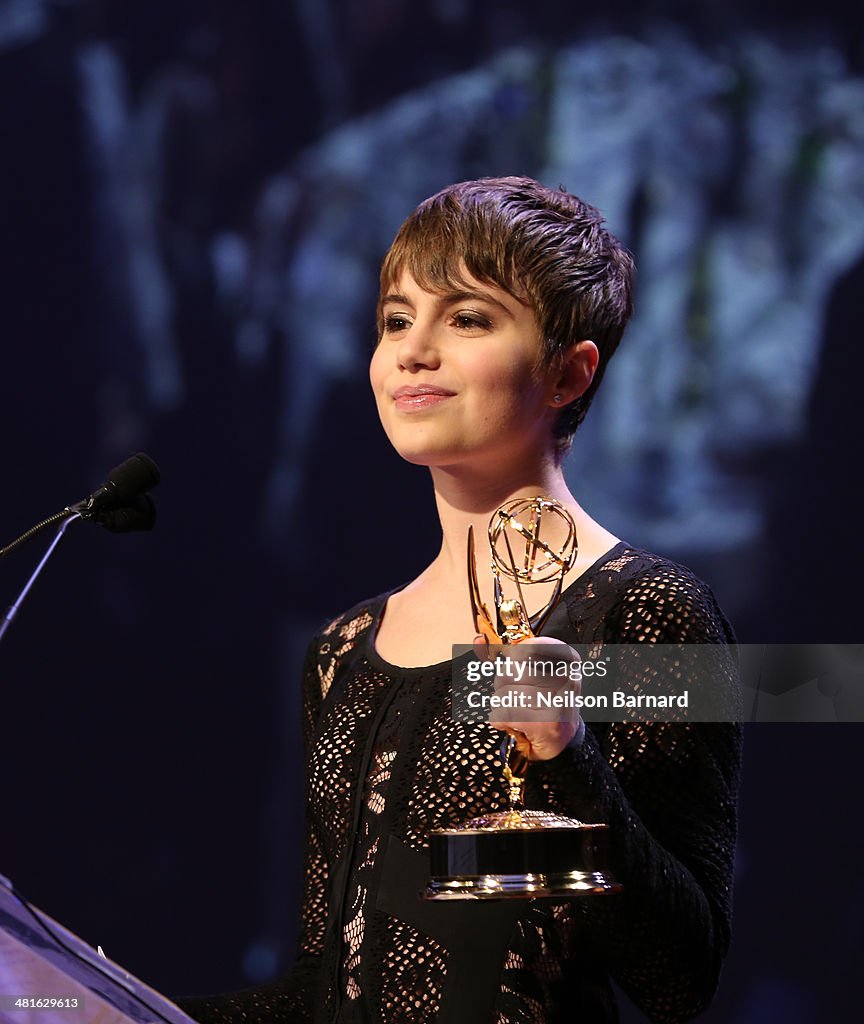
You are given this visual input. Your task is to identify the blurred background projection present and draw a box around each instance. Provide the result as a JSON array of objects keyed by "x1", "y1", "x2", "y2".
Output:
[{"x1": 1, "y1": 1, "x2": 862, "y2": 1021}]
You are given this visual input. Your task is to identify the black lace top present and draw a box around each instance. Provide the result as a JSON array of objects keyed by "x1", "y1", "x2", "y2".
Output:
[{"x1": 179, "y1": 544, "x2": 741, "y2": 1024}]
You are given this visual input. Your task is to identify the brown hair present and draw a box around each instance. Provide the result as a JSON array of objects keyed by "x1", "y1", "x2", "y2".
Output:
[{"x1": 378, "y1": 176, "x2": 634, "y2": 448}]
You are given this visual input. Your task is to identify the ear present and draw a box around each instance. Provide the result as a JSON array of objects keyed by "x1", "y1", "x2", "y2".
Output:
[{"x1": 548, "y1": 340, "x2": 599, "y2": 408}]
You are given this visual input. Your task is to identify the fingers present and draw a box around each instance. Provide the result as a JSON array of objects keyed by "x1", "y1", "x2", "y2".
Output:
[
  {"x1": 488, "y1": 723, "x2": 533, "y2": 760},
  {"x1": 469, "y1": 635, "x2": 582, "y2": 759},
  {"x1": 473, "y1": 634, "x2": 491, "y2": 658},
  {"x1": 488, "y1": 720, "x2": 579, "y2": 761}
]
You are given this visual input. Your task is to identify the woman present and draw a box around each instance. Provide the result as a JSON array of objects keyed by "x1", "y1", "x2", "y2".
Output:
[{"x1": 182, "y1": 177, "x2": 740, "y2": 1023}]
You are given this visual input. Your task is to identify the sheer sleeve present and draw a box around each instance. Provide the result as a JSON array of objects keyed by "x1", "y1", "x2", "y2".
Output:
[
  {"x1": 175, "y1": 635, "x2": 330, "y2": 1023},
  {"x1": 522, "y1": 559, "x2": 742, "y2": 1023}
]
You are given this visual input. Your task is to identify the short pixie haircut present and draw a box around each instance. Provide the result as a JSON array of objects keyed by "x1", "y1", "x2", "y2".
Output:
[{"x1": 378, "y1": 176, "x2": 634, "y2": 450}]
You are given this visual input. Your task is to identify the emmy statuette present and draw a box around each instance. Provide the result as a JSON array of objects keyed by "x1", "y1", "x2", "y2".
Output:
[{"x1": 423, "y1": 496, "x2": 621, "y2": 900}]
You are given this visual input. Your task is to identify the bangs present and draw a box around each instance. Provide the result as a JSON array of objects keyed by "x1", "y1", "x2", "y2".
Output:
[
  {"x1": 383, "y1": 224, "x2": 478, "y2": 295},
  {"x1": 377, "y1": 200, "x2": 527, "y2": 332}
]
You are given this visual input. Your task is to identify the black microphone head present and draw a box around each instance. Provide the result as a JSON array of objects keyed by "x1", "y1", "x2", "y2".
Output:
[
  {"x1": 93, "y1": 494, "x2": 157, "y2": 533},
  {"x1": 106, "y1": 453, "x2": 160, "y2": 502}
]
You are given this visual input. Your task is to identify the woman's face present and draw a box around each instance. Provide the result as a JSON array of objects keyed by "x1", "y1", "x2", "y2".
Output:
[{"x1": 370, "y1": 270, "x2": 559, "y2": 470}]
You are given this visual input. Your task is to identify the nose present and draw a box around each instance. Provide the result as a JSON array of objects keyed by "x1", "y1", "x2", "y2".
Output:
[{"x1": 396, "y1": 319, "x2": 441, "y2": 372}]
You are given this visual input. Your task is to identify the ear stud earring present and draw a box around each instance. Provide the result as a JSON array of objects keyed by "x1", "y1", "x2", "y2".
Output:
[{"x1": 553, "y1": 394, "x2": 563, "y2": 404}]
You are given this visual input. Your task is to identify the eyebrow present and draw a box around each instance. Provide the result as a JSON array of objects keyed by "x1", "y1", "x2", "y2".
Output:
[{"x1": 379, "y1": 289, "x2": 516, "y2": 319}]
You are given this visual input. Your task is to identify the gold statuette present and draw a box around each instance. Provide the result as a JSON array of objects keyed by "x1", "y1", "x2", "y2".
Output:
[
  {"x1": 468, "y1": 495, "x2": 578, "y2": 645},
  {"x1": 424, "y1": 496, "x2": 621, "y2": 900}
]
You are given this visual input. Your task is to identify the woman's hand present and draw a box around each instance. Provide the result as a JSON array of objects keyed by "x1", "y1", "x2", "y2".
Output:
[{"x1": 474, "y1": 634, "x2": 582, "y2": 761}]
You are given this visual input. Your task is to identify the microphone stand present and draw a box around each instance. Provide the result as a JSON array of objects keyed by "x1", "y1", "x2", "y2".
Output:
[
  {"x1": 0, "y1": 511, "x2": 81, "y2": 646},
  {"x1": 1, "y1": 452, "x2": 159, "y2": 648}
]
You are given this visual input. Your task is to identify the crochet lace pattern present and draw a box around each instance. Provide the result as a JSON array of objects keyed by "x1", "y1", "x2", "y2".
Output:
[{"x1": 179, "y1": 544, "x2": 741, "y2": 1024}]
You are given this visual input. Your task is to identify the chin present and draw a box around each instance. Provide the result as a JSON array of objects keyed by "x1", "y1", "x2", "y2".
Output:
[
  {"x1": 392, "y1": 446, "x2": 458, "y2": 468},
  {"x1": 384, "y1": 434, "x2": 464, "y2": 468},
  {"x1": 394, "y1": 438, "x2": 509, "y2": 472},
  {"x1": 382, "y1": 421, "x2": 515, "y2": 470},
  {"x1": 380, "y1": 423, "x2": 451, "y2": 465}
]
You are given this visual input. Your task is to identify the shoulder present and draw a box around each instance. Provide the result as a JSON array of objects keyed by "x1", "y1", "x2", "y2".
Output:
[
  {"x1": 318, "y1": 592, "x2": 389, "y2": 651},
  {"x1": 303, "y1": 590, "x2": 393, "y2": 703},
  {"x1": 563, "y1": 544, "x2": 735, "y2": 645}
]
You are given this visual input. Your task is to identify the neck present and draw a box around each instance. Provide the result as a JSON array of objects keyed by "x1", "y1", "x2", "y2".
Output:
[{"x1": 427, "y1": 451, "x2": 575, "y2": 580}]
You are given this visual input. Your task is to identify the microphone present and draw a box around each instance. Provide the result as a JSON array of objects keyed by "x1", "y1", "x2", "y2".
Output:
[
  {"x1": 74, "y1": 453, "x2": 160, "y2": 518},
  {"x1": 91, "y1": 494, "x2": 157, "y2": 533},
  {"x1": 0, "y1": 454, "x2": 161, "y2": 645},
  {"x1": 1, "y1": 452, "x2": 161, "y2": 560}
]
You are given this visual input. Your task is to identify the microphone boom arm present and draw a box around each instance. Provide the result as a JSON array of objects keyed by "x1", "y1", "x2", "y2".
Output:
[
  {"x1": 0, "y1": 512, "x2": 82, "y2": 646},
  {"x1": 0, "y1": 507, "x2": 77, "y2": 559}
]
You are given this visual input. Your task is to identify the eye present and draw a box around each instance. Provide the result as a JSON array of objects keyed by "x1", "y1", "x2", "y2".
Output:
[
  {"x1": 382, "y1": 312, "x2": 412, "y2": 334},
  {"x1": 450, "y1": 310, "x2": 492, "y2": 331}
]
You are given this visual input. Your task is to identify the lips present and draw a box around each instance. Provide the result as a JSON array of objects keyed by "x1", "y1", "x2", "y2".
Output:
[
  {"x1": 393, "y1": 385, "x2": 456, "y2": 399},
  {"x1": 392, "y1": 384, "x2": 456, "y2": 411}
]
